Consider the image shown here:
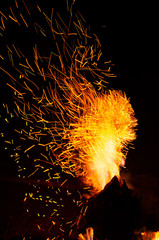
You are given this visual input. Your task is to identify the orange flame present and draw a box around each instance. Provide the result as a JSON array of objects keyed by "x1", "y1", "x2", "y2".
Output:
[
  {"x1": 78, "y1": 227, "x2": 94, "y2": 239},
  {"x1": 154, "y1": 232, "x2": 159, "y2": 240},
  {"x1": 59, "y1": 90, "x2": 137, "y2": 194},
  {"x1": 141, "y1": 231, "x2": 159, "y2": 240}
]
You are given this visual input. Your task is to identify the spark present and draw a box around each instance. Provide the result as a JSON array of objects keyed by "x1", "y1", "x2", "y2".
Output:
[
  {"x1": 0, "y1": 2, "x2": 137, "y2": 238},
  {"x1": 20, "y1": 13, "x2": 28, "y2": 27},
  {"x1": 9, "y1": 6, "x2": 20, "y2": 25},
  {"x1": 22, "y1": 0, "x2": 30, "y2": 16},
  {"x1": 24, "y1": 144, "x2": 35, "y2": 153}
]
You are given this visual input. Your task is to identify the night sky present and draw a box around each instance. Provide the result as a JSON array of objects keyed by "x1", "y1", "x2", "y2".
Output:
[{"x1": 0, "y1": 1, "x2": 159, "y2": 239}]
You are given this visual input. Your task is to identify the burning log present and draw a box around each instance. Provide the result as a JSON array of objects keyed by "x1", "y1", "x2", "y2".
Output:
[
  {"x1": 78, "y1": 176, "x2": 142, "y2": 240},
  {"x1": 78, "y1": 176, "x2": 159, "y2": 240}
]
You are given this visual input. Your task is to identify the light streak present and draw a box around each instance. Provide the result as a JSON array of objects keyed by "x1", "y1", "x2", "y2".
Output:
[
  {"x1": 24, "y1": 144, "x2": 35, "y2": 153},
  {"x1": 0, "y1": 2, "x2": 138, "y2": 238}
]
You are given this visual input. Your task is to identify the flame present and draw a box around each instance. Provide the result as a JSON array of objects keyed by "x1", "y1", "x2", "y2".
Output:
[
  {"x1": 141, "y1": 232, "x2": 159, "y2": 240},
  {"x1": 154, "y1": 232, "x2": 159, "y2": 240},
  {"x1": 78, "y1": 227, "x2": 94, "y2": 240},
  {"x1": 59, "y1": 90, "x2": 137, "y2": 194}
]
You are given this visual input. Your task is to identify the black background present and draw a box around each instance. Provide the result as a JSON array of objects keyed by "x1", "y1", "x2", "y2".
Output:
[{"x1": 0, "y1": 0, "x2": 159, "y2": 238}]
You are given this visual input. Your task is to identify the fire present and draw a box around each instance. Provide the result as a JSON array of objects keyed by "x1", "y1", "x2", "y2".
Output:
[
  {"x1": 154, "y1": 232, "x2": 159, "y2": 240},
  {"x1": 78, "y1": 227, "x2": 94, "y2": 240},
  {"x1": 141, "y1": 232, "x2": 159, "y2": 240},
  {"x1": 59, "y1": 90, "x2": 137, "y2": 194},
  {"x1": 0, "y1": 4, "x2": 137, "y2": 197}
]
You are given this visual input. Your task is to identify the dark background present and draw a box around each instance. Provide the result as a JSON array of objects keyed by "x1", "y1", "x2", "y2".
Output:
[
  {"x1": 79, "y1": 1, "x2": 159, "y2": 230},
  {"x1": 78, "y1": 0, "x2": 159, "y2": 202},
  {"x1": 0, "y1": 0, "x2": 159, "y2": 238}
]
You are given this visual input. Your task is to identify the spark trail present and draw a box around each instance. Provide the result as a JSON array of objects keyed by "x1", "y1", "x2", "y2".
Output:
[{"x1": 0, "y1": 1, "x2": 137, "y2": 238}]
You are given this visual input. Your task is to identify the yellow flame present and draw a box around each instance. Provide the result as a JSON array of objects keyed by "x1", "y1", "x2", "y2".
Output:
[
  {"x1": 153, "y1": 232, "x2": 159, "y2": 240},
  {"x1": 141, "y1": 232, "x2": 159, "y2": 240},
  {"x1": 59, "y1": 90, "x2": 137, "y2": 194},
  {"x1": 154, "y1": 232, "x2": 159, "y2": 240}
]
